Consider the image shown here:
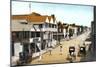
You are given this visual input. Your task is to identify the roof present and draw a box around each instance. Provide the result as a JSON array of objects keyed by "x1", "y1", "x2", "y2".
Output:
[{"x1": 12, "y1": 12, "x2": 56, "y2": 24}]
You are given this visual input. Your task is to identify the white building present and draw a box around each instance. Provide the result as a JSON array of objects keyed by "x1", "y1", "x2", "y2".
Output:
[{"x1": 11, "y1": 12, "x2": 57, "y2": 64}]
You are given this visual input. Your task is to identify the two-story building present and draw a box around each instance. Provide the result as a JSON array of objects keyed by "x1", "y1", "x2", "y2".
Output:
[{"x1": 11, "y1": 12, "x2": 57, "y2": 64}]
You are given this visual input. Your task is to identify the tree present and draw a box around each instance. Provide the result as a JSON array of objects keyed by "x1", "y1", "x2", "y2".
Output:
[
  {"x1": 80, "y1": 25, "x2": 84, "y2": 33},
  {"x1": 72, "y1": 23, "x2": 75, "y2": 26},
  {"x1": 57, "y1": 21, "x2": 63, "y2": 32},
  {"x1": 69, "y1": 28, "x2": 73, "y2": 38}
]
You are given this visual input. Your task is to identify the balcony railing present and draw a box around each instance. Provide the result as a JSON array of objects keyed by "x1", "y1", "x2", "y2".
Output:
[
  {"x1": 30, "y1": 28, "x2": 57, "y2": 32},
  {"x1": 42, "y1": 28, "x2": 57, "y2": 32}
]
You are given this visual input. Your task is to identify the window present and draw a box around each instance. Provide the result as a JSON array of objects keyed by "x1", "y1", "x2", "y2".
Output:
[
  {"x1": 16, "y1": 32, "x2": 19, "y2": 38},
  {"x1": 12, "y1": 32, "x2": 21, "y2": 42},
  {"x1": 45, "y1": 23, "x2": 48, "y2": 28},
  {"x1": 31, "y1": 32, "x2": 35, "y2": 38},
  {"x1": 52, "y1": 24, "x2": 57, "y2": 28},
  {"x1": 39, "y1": 24, "x2": 43, "y2": 28},
  {"x1": 36, "y1": 32, "x2": 40, "y2": 37},
  {"x1": 24, "y1": 31, "x2": 29, "y2": 38},
  {"x1": 49, "y1": 24, "x2": 52, "y2": 28},
  {"x1": 52, "y1": 24, "x2": 54, "y2": 28},
  {"x1": 11, "y1": 41, "x2": 14, "y2": 56}
]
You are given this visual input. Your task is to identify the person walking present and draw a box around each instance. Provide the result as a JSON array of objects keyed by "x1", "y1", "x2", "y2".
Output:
[
  {"x1": 38, "y1": 51, "x2": 42, "y2": 62},
  {"x1": 49, "y1": 46, "x2": 52, "y2": 55},
  {"x1": 60, "y1": 45, "x2": 63, "y2": 55}
]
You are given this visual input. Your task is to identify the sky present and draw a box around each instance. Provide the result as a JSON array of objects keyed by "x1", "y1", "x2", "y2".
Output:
[{"x1": 12, "y1": 1, "x2": 94, "y2": 27}]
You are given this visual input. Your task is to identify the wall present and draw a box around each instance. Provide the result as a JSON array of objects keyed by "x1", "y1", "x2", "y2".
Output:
[{"x1": 11, "y1": 20, "x2": 33, "y2": 31}]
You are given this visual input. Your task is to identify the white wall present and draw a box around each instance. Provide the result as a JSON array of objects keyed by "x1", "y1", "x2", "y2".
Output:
[
  {"x1": 12, "y1": 20, "x2": 33, "y2": 31},
  {"x1": 14, "y1": 43, "x2": 23, "y2": 57}
]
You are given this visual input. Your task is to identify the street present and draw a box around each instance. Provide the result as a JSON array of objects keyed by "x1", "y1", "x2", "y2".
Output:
[{"x1": 29, "y1": 31, "x2": 91, "y2": 64}]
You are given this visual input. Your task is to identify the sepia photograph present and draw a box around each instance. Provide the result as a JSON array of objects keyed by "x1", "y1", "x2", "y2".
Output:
[{"x1": 11, "y1": 0, "x2": 96, "y2": 66}]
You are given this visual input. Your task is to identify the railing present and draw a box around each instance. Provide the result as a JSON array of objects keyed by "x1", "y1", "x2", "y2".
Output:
[
  {"x1": 42, "y1": 28, "x2": 57, "y2": 32},
  {"x1": 30, "y1": 28, "x2": 57, "y2": 32}
]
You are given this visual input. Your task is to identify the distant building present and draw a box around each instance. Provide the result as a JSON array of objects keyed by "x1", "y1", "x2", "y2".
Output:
[
  {"x1": 57, "y1": 22, "x2": 84, "y2": 40},
  {"x1": 63, "y1": 23, "x2": 81, "y2": 39}
]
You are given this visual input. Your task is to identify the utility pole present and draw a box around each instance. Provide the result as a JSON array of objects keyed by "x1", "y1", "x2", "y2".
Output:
[
  {"x1": 39, "y1": 24, "x2": 42, "y2": 61},
  {"x1": 29, "y1": 2, "x2": 31, "y2": 56}
]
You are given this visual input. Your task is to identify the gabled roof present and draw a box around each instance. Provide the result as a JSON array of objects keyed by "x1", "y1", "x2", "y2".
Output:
[{"x1": 12, "y1": 12, "x2": 56, "y2": 24}]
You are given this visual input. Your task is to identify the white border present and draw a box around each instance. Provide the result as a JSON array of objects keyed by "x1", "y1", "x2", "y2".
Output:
[{"x1": 0, "y1": 0, "x2": 97, "y2": 67}]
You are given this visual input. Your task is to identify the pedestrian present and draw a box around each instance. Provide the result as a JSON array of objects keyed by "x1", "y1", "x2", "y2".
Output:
[
  {"x1": 38, "y1": 52, "x2": 42, "y2": 62},
  {"x1": 49, "y1": 49, "x2": 51, "y2": 55},
  {"x1": 19, "y1": 52, "x2": 24, "y2": 64},
  {"x1": 49, "y1": 47, "x2": 52, "y2": 55},
  {"x1": 60, "y1": 45, "x2": 63, "y2": 55}
]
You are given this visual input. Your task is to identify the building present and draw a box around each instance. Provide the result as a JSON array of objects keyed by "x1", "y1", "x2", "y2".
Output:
[
  {"x1": 57, "y1": 22, "x2": 82, "y2": 40},
  {"x1": 11, "y1": 12, "x2": 57, "y2": 64},
  {"x1": 63, "y1": 23, "x2": 80, "y2": 39}
]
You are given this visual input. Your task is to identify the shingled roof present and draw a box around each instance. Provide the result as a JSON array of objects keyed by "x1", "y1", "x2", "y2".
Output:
[{"x1": 12, "y1": 12, "x2": 56, "y2": 24}]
